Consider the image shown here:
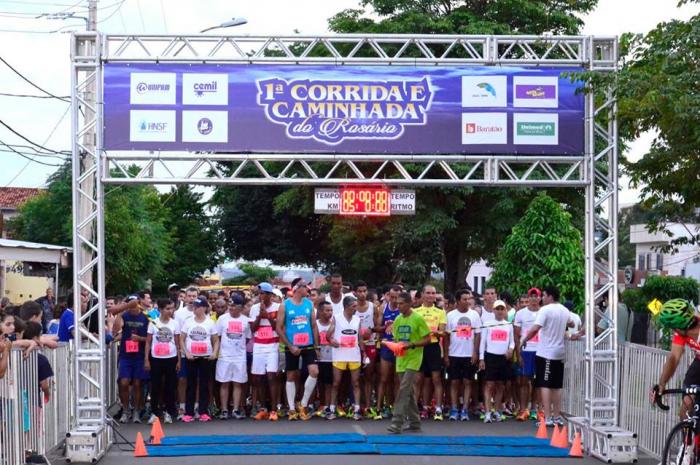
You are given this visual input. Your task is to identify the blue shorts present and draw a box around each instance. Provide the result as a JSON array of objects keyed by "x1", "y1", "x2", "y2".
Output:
[
  {"x1": 379, "y1": 345, "x2": 396, "y2": 363},
  {"x1": 521, "y1": 351, "x2": 537, "y2": 377},
  {"x1": 178, "y1": 356, "x2": 188, "y2": 378},
  {"x1": 119, "y1": 357, "x2": 147, "y2": 381}
]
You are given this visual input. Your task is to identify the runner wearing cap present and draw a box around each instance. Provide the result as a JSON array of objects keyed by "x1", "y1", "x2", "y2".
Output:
[
  {"x1": 216, "y1": 294, "x2": 251, "y2": 420},
  {"x1": 249, "y1": 282, "x2": 282, "y2": 421},
  {"x1": 277, "y1": 278, "x2": 320, "y2": 421},
  {"x1": 180, "y1": 296, "x2": 220, "y2": 422},
  {"x1": 514, "y1": 287, "x2": 542, "y2": 421},
  {"x1": 414, "y1": 285, "x2": 447, "y2": 421},
  {"x1": 376, "y1": 285, "x2": 402, "y2": 420},
  {"x1": 479, "y1": 299, "x2": 515, "y2": 423},
  {"x1": 327, "y1": 295, "x2": 365, "y2": 420}
]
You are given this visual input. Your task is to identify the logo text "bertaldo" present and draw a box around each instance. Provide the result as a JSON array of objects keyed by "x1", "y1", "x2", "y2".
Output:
[{"x1": 257, "y1": 78, "x2": 433, "y2": 144}]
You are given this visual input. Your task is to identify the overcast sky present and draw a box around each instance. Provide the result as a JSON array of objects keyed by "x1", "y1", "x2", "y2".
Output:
[{"x1": 0, "y1": 0, "x2": 698, "y2": 206}]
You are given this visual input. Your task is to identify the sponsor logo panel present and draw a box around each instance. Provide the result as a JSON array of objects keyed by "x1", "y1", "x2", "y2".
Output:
[
  {"x1": 513, "y1": 113, "x2": 558, "y2": 145},
  {"x1": 182, "y1": 73, "x2": 229, "y2": 106},
  {"x1": 461, "y1": 76, "x2": 507, "y2": 108},
  {"x1": 129, "y1": 73, "x2": 176, "y2": 105},
  {"x1": 460, "y1": 113, "x2": 507, "y2": 145},
  {"x1": 182, "y1": 111, "x2": 229, "y2": 143},
  {"x1": 129, "y1": 110, "x2": 176, "y2": 142},
  {"x1": 513, "y1": 76, "x2": 558, "y2": 108}
]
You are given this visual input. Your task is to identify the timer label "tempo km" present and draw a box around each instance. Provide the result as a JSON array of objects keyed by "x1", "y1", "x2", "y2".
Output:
[{"x1": 314, "y1": 188, "x2": 415, "y2": 216}]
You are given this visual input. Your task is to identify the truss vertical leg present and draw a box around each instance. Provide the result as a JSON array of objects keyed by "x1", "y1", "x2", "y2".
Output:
[{"x1": 67, "y1": 31, "x2": 109, "y2": 463}]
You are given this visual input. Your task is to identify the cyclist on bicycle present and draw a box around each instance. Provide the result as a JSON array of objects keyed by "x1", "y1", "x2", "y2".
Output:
[{"x1": 655, "y1": 299, "x2": 700, "y2": 418}]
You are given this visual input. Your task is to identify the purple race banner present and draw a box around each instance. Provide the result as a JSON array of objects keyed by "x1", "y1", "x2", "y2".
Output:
[{"x1": 103, "y1": 64, "x2": 584, "y2": 155}]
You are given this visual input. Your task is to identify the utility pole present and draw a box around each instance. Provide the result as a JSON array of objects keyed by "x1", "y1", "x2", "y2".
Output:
[{"x1": 88, "y1": 0, "x2": 97, "y2": 31}]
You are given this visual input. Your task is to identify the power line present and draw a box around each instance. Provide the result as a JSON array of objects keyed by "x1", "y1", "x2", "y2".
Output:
[
  {"x1": 96, "y1": 0, "x2": 126, "y2": 24},
  {"x1": 0, "y1": 91, "x2": 70, "y2": 99},
  {"x1": 0, "y1": 0, "x2": 85, "y2": 7},
  {"x1": 0, "y1": 56, "x2": 70, "y2": 102},
  {"x1": 0, "y1": 140, "x2": 63, "y2": 166},
  {"x1": 0, "y1": 119, "x2": 65, "y2": 153}
]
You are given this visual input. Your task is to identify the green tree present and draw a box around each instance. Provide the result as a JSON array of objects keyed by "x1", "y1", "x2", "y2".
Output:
[
  {"x1": 156, "y1": 186, "x2": 220, "y2": 294},
  {"x1": 614, "y1": 7, "x2": 700, "y2": 251},
  {"x1": 488, "y1": 193, "x2": 585, "y2": 312},
  {"x1": 212, "y1": 0, "x2": 597, "y2": 291},
  {"x1": 222, "y1": 262, "x2": 278, "y2": 285}
]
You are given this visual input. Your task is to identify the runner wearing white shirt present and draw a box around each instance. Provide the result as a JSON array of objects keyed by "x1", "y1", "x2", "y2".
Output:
[
  {"x1": 513, "y1": 287, "x2": 541, "y2": 421},
  {"x1": 248, "y1": 283, "x2": 282, "y2": 421},
  {"x1": 173, "y1": 286, "x2": 198, "y2": 419},
  {"x1": 520, "y1": 286, "x2": 574, "y2": 427},
  {"x1": 325, "y1": 273, "x2": 353, "y2": 317},
  {"x1": 315, "y1": 301, "x2": 334, "y2": 416},
  {"x1": 216, "y1": 294, "x2": 251, "y2": 419},
  {"x1": 444, "y1": 289, "x2": 482, "y2": 421},
  {"x1": 144, "y1": 298, "x2": 180, "y2": 424},
  {"x1": 180, "y1": 297, "x2": 219, "y2": 423},
  {"x1": 478, "y1": 300, "x2": 514, "y2": 423}
]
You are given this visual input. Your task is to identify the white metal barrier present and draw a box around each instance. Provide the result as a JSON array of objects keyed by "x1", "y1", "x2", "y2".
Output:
[
  {"x1": 563, "y1": 340, "x2": 693, "y2": 460},
  {"x1": 0, "y1": 341, "x2": 119, "y2": 464}
]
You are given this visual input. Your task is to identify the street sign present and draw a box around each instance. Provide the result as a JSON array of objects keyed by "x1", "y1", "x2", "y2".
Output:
[{"x1": 314, "y1": 188, "x2": 415, "y2": 216}]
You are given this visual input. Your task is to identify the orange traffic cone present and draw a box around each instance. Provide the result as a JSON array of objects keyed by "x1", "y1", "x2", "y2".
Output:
[
  {"x1": 569, "y1": 432, "x2": 583, "y2": 457},
  {"x1": 552, "y1": 425, "x2": 569, "y2": 448},
  {"x1": 134, "y1": 432, "x2": 148, "y2": 457},
  {"x1": 535, "y1": 419, "x2": 548, "y2": 439},
  {"x1": 550, "y1": 424, "x2": 561, "y2": 447},
  {"x1": 150, "y1": 417, "x2": 164, "y2": 445}
]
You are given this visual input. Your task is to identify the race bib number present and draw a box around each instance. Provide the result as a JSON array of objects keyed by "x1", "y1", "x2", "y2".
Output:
[
  {"x1": 293, "y1": 333, "x2": 310, "y2": 346},
  {"x1": 491, "y1": 329, "x2": 508, "y2": 342},
  {"x1": 456, "y1": 325, "x2": 472, "y2": 339},
  {"x1": 531, "y1": 332, "x2": 540, "y2": 343},
  {"x1": 340, "y1": 335, "x2": 357, "y2": 348},
  {"x1": 191, "y1": 342, "x2": 208, "y2": 355},
  {"x1": 125, "y1": 340, "x2": 139, "y2": 353},
  {"x1": 154, "y1": 343, "x2": 170, "y2": 356},
  {"x1": 228, "y1": 321, "x2": 243, "y2": 334},
  {"x1": 319, "y1": 331, "x2": 328, "y2": 345},
  {"x1": 256, "y1": 326, "x2": 273, "y2": 338}
]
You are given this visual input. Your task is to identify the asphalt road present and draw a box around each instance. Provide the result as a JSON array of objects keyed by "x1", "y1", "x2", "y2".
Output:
[{"x1": 47, "y1": 416, "x2": 657, "y2": 465}]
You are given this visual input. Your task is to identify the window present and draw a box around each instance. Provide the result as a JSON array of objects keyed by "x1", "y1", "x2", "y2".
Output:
[
  {"x1": 473, "y1": 277, "x2": 478, "y2": 294},
  {"x1": 646, "y1": 254, "x2": 652, "y2": 271},
  {"x1": 657, "y1": 254, "x2": 663, "y2": 271},
  {"x1": 638, "y1": 254, "x2": 645, "y2": 271}
]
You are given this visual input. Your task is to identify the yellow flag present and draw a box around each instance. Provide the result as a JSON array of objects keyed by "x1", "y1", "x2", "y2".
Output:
[{"x1": 648, "y1": 299, "x2": 662, "y2": 316}]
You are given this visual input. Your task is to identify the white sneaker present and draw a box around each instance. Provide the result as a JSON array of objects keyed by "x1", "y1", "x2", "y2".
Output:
[
  {"x1": 119, "y1": 412, "x2": 130, "y2": 424},
  {"x1": 483, "y1": 412, "x2": 492, "y2": 423},
  {"x1": 132, "y1": 411, "x2": 142, "y2": 424},
  {"x1": 147, "y1": 414, "x2": 158, "y2": 424},
  {"x1": 163, "y1": 412, "x2": 173, "y2": 424}
]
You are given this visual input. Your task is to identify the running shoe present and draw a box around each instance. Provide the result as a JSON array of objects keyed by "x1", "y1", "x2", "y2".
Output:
[
  {"x1": 536, "y1": 416, "x2": 555, "y2": 428},
  {"x1": 218, "y1": 410, "x2": 229, "y2": 420},
  {"x1": 516, "y1": 409, "x2": 530, "y2": 422},
  {"x1": 373, "y1": 412, "x2": 383, "y2": 421},
  {"x1": 554, "y1": 416, "x2": 565, "y2": 426},
  {"x1": 459, "y1": 409, "x2": 470, "y2": 421},
  {"x1": 254, "y1": 409, "x2": 269, "y2": 421},
  {"x1": 529, "y1": 410, "x2": 539, "y2": 421},
  {"x1": 163, "y1": 412, "x2": 173, "y2": 424},
  {"x1": 483, "y1": 412, "x2": 492, "y2": 423},
  {"x1": 147, "y1": 414, "x2": 159, "y2": 424},
  {"x1": 299, "y1": 407, "x2": 312, "y2": 421},
  {"x1": 382, "y1": 406, "x2": 392, "y2": 419},
  {"x1": 502, "y1": 405, "x2": 514, "y2": 417},
  {"x1": 119, "y1": 411, "x2": 129, "y2": 424},
  {"x1": 420, "y1": 408, "x2": 429, "y2": 420},
  {"x1": 352, "y1": 410, "x2": 362, "y2": 421},
  {"x1": 176, "y1": 408, "x2": 185, "y2": 422},
  {"x1": 276, "y1": 408, "x2": 285, "y2": 418},
  {"x1": 194, "y1": 412, "x2": 200, "y2": 421},
  {"x1": 268, "y1": 410, "x2": 279, "y2": 421},
  {"x1": 336, "y1": 405, "x2": 347, "y2": 418},
  {"x1": 326, "y1": 411, "x2": 337, "y2": 420},
  {"x1": 181, "y1": 415, "x2": 195, "y2": 423},
  {"x1": 386, "y1": 425, "x2": 402, "y2": 434},
  {"x1": 288, "y1": 411, "x2": 299, "y2": 421},
  {"x1": 209, "y1": 405, "x2": 220, "y2": 417},
  {"x1": 315, "y1": 405, "x2": 327, "y2": 417},
  {"x1": 433, "y1": 410, "x2": 444, "y2": 421},
  {"x1": 132, "y1": 411, "x2": 142, "y2": 424},
  {"x1": 448, "y1": 408, "x2": 459, "y2": 421},
  {"x1": 232, "y1": 410, "x2": 245, "y2": 420},
  {"x1": 495, "y1": 411, "x2": 506, "y2": 422},
  {"x1": 199, "y1": 414, "x2": 212, "y2": 422}
]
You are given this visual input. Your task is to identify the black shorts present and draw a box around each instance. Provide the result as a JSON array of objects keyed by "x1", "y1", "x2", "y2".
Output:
[
  {"x1": 318, "y1": 361, "x2": 333, "y2": 385},
  {"x1": 683, "y1": 359, "x2": 700, "y2": 387},
  {"x1": 420, "y1": 343, "x2": 443, "y2": 375},
  {"x1": 447, "y1": 356, "x2": 478, "y2": 381},
  {"x1": 484, "y1": 353, "x2": 510, "y2": 382},
  {"x1": 534, "y1": 355, "x2": 564, "y2": 389},
  {"x1": 285, "y1": 347, "x2": 317, "y2": 372}
]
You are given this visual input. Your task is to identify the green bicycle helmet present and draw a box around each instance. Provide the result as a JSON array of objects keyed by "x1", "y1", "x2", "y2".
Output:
[{"x1": 657, "y1": 298, "x2": 696, "y2": 329}]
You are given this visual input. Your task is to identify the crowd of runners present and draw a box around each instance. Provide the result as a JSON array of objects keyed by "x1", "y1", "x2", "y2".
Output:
[{"x1": 0, "y1": 273, "x2": 581, "y2": 431}]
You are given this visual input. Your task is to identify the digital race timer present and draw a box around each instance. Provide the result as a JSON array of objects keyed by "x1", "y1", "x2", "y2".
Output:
[{"x1": 339, "y1": 186, "x2": 390, "y2": 216}]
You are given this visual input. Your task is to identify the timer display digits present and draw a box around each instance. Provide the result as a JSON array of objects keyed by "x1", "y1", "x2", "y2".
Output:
[{"x1": 339, "y1": 187, "x2": 390, "y2": 216}]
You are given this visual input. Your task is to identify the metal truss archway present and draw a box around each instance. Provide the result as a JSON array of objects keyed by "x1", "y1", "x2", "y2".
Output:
[{"x1": 69, "y1": 32, "x2": 622, "y2": 462}]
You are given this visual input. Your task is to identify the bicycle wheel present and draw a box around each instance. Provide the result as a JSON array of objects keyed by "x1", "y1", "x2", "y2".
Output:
[{"x1": 663, "y1": 421, "x2": 698, "y2": 465}]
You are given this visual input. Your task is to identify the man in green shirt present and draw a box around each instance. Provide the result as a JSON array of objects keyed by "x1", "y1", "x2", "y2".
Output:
[{"x1": 387, "y1": 292, "x2": 431, "y2": 434}]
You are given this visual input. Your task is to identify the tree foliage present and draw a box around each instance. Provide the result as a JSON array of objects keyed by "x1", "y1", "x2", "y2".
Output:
[
  {"x1": 641, "y1": 275, "x2": 699, "y2": 305},
  {"x1": 488, "y1": 193, "x2": 585, "y2": 312},
  {"x1": 614, "y1": 10, "x2": 700, "y2": 251},
  {"x1": 222, "y1": 263, "x2": 277, "y2": 285}
]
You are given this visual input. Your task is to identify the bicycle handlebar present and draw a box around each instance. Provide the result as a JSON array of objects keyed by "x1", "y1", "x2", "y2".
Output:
[{"x1": 653, "y1": 384, "x2": 700, "y2": 411}]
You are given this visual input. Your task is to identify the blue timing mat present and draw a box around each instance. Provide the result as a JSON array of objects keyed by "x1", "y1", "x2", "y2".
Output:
[
  {"x1": 376, "y1": 444, "x2": 570, "y2": 457},
  {"x1": 367, "y1": 435, "x2": 551, "y2": 446},
  {"x1": 158, "y1": 433, "x2": 365, "y2": 446},
  {"x1": 145, "y1": 443, "x2": 379, "y2": 457}
]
